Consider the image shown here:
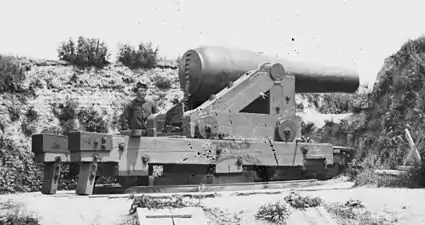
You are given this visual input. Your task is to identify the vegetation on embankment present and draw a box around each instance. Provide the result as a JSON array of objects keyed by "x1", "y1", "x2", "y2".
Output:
[
  {"x1": 0, "y1": 36, "x2": 181, "y2": 193},
  {"x1": 2, "y1": 35, "x2": 425, "y2": 194},
  {"x1": 309, "y1": 35, "x2": 425, "y2": 188}
]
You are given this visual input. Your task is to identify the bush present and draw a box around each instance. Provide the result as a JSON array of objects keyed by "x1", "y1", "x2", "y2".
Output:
[
  {"x1": 153, "y1": 75, "x2": 172, "y2": 89},
  {"x1": 0, "y1": 200, "x2": 40, "y2": 225},
  {"x1": 25, "y1": 107, "x2": 39, "y2": 122},
  {"x1": 324, "y1": 200, "x2": 396, "y2": 225},
  {"x1": 52, "y1": 98, "x2": 79, "y2": 135},
  {"x1": 21, "y1": 122, "x2": 37, "y2": 137},
  {"x1": 0, "y1": 55, "x2": 26, "y2": 94},
  {"x1": 255, "y1": 201, "x2": 292, "y2": 224},
  {"x1": 0, "y1": 136, "x2": 42, "y2": 193},
  {"x1": 8, "y1": 104, "x2": 21, "y2": 122},
  {"x1": 57, "y1": 36, "x2": 110, "y2": 68},
  {"x1": 77, "y1": 106, "x2": 108, "y2": 133},
  {"x1": 129, "y1": 195, "x2": 195, "y2": 215},
  {"x1": 117, "y1": 42, "x2": 159, "y2": 69},
  {"x1": 283, "y1": 191, "x2": 323, "y2": 209}
]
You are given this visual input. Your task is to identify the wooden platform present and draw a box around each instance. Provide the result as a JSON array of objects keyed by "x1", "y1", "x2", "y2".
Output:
[
  {"x1": 136, "y1": 206, "x2": 337, "y2": 225},
  {"x1": 91, "y1": 179, "x2": 323, "y2": 197}
]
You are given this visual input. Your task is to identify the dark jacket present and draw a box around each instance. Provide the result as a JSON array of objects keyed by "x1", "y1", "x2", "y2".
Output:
[{"x1": 122, "y1": 98, "x2": 158, "y2": 130}]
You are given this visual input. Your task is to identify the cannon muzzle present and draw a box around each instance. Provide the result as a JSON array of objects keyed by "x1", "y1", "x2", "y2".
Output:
[{"x1": 179, "y1": 45, "x2": 359, "y2": 105}]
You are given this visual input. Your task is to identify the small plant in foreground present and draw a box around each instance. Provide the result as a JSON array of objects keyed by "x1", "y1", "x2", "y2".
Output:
[
  {"x1": 255, "y1": 201, "x2": 292, "y2": 224},
  {"x1": 0, "y1": 199, "x2": 40, "y2": 225},
  {"x1": 129, "y1": 195, "x2": 195, "y2": 215},
  {"x1": 324, "y1": 200, "x2": 396, "y2": 225},
  {"x1": 284, "y1": 190, "x2": 323, "y2": 209}
]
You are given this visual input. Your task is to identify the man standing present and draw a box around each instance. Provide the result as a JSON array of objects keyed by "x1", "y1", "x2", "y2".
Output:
[
  {"x1": 122, "y1": 82, "x2": 158, "y2": 131},
  {"x1": 119, "y1": 82, "x2": 158, "y2": 187}
]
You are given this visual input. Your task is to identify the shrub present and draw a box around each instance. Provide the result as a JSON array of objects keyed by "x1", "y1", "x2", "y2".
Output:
[
  {"x1": 25, "y1": 107, "x2": 39, "y2": 123},
  {"x1": 255, "y1": 201, "x2": 292, "y2": 224},
  {"x1": 21, "y1": 122, "x2": 37, "y2": 137},
  {"x1": 0, "y1": 200, "x2": 41, "y2": 225},
  {"x1": 129, "y1": 195, "x2": 195, "y2": 215},
  {"x1": 29, "y1": 78, "x2": 44, "y2": 89},
  {"x1": 324, "y1": 200, "x2": 396, "y2": 225},
  {"x1": 153, "y1": 75, "x2": 172, "y2": 89},
  {"x1": 283, "y1": 191, "x2": 323, "y2": 209},
  {"x1": 77, "y1": 106, "x2": 108, "y2": 133},
  {"x1": 0, "y1": 136, "x2": 42, "y2": 193},
  {"x1": 8, "y1": 104, "x2": 21, "y2": 122},
  {"x1": 117, "y1": 42, "x2": 159, "y2": 69},
  {"x1": 52, "y1": 98, "x2": 79, "y2": 135},
  {"x1": 57, "y1": 36, "x2": 110, "y2": 68},
  {"x1": 22, "y1": 107, "x2": 39, "y2": 136},
  {"x1": 0, "y1": 55, "x2": 26, "y2": 94}
]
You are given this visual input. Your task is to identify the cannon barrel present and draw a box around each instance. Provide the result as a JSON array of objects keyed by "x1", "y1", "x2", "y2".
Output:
[{"x1": 178, "y1": 45, "x2": 360, "y2": 103}]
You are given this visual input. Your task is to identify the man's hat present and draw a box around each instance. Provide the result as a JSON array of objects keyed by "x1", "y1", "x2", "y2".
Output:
[{"x1": 133, "y1": 82, "x2": 148, "y2": 92}]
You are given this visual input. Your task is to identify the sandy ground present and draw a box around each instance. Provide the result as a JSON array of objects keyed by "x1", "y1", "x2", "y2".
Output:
[{"x1": 1, "y1": 177, "x2": 423, "y2": 225}]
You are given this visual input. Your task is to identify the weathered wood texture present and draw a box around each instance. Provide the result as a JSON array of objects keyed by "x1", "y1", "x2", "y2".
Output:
[
  {"x1": 32, "y1": 131, "x2": 334, "y2": 177},
  {"x1": 124, "y1": 179, "x2": 320, "y2": 194},
  {"x1": 32, "y1": 134, "x2": 69, "y2": 154},
  {"x1": 32, "y1": 134, "x2": 70, "y2": 163},
  {"x1": 68, "y1": 132, "x2": 113, "y2": 152},
  {"x1": 404, "y1": 128, "x2": 422, "y2": 165},
  {"x1": 41, "y1": 160, "x2": 61, "y2": 194},
  {"x1": 76, "y1": 161, "x2": 98, "y2": 195}
]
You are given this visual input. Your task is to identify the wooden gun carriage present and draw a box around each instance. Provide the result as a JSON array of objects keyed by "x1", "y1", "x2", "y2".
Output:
[{"x1": 31, "y1": 46, "x2": 359, "y2": 195}]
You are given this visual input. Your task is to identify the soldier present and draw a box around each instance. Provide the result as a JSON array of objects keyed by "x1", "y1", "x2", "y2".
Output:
[
  {"x1": 122, "y1": 82, "x2": 158, "y2": 132},
  {"x1": 119, "y1": 82, "x2": 158, "y2": 187}
]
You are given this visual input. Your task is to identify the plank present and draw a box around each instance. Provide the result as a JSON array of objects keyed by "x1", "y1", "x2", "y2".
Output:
[
  {"x1": 120, "y1": 129, "x2": 146, "y2": 137},
  {"x1": 195, "y1": 113, "x2": 277, "y2": 140},
  {"x1": 70, "y1": 135, "x2": 128, "y2": 163},
  {"x1": 123, "y1": 137, "x2": 334, "y2": 166},
  {"x1": 124, "y1": 179, "x2": 319, "y2": 194},
  {"x1": 31, "y1": 134, "x2": 69, "y2": 154},
  {"x1": 68, "y1": 131, "x2": 113, "y2": 152},
  {"x1": 404, "y1": 128, "x2": 422, "y2": 165},
  {"x1": 397, "y1": 165, "x2": 413, "y2": 171},
  {"x1": 72, "y1": 136, "x2": 333, "y2": 178},
  {"x1": 137, "y1": 207, "x2": 208, "y2": 225},
  {"x1": 34, "y1": 152, "x2": 70, "y2": 163},
  {"x1": 374, "y1": 169, "x2": 408, "y2": 176}
]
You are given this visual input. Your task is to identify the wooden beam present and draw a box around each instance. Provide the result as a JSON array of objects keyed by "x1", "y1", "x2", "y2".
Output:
[
  {"x1": 68, "y1": 131, "x2": 113, "y2": 152},
  {"x1": 32, "y1": 134, "x2": 69, "y2": 154},
  {"x1": 124, "y1": 179, "x2": 320, "y2": 194},
  {"x1": 41, "y1": 157, "x2": 62, "y2": 194},
  {"x1": 118, "y1": 137, "x2": 333, "y2": 167},
  {"x1": 404, "y1": 129, "x2": 421, "y2": 166},
  {"x1": 76, "y1": 159, "x2": 99, "y2": 195}
]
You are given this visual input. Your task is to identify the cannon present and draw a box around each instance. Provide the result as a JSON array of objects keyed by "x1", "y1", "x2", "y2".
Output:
[
  {"x1": 178, "y1": 46, "x2": 359, "y2": 109},
  {"x1": 31, "y1": 45, "x2": 359, "y2": 195}
]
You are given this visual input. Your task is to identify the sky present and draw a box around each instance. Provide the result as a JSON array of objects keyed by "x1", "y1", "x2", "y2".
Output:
[{"x1": 1, "y1": 0, "x2": 425, "y2": 87}]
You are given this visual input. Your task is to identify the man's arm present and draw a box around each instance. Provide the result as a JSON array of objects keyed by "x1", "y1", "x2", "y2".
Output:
[{"x1": 121, "y1": 103, "x2": 131, "y2": 130}]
